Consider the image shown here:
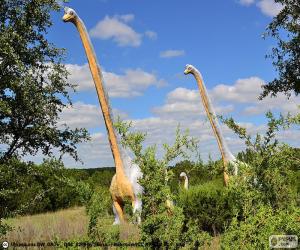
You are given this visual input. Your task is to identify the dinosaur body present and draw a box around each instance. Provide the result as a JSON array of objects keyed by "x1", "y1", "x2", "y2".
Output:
[
  {"x1": 184, "y1": 64, "x2": 238, "y2": 186},
  {"x1": 63, "y1": 7, "x2": 142, "y2": 224}
]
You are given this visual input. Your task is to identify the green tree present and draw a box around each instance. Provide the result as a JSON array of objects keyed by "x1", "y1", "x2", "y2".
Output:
[
  {"x1": 0, "y1": 158, "x2": 92, "y2": 218},
  {"x1": 260, "y1": 0, "x2": 300, "y2": 98},
  {"x1": 220, "y1": 111, "x2": 300, "y2": 248},
  {"x1": 222, "y1": 111, "x2": 299, "y2": 209},
  {"x1": 0, "y1": 0, "x2": 89, "y2": 162},
  {"x1": 114, "y1": 119, "x2": 203, "y2": 249}
]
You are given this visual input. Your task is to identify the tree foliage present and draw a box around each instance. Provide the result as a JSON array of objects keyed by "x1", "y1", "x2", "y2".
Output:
[
  {"x1": 0, "y1": 0, "x2": 89, "y2": 161},
  {"x1": 220, "y1": 111, "x2": 300, "y2": 248},
  {"x1": 261, "y1": 0, "x2": 300, "y2": 98},
  {"x1": 0, "y1": 158, "x2": 92, "y2": 219},
  {"x1": 114, "y1": 120, "x2": 201, "y2": 249},
  {"x1": 222, "y1": 205, "x2": 300, "y2": 249}
]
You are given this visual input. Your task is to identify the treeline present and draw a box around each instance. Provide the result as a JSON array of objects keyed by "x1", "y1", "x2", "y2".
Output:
[
  {"x1": 0, "y1": 159, "x2": 111, "y2": 218},
  {"x1": 1, "y1": 157, "x2": 222, "y2": 218}
]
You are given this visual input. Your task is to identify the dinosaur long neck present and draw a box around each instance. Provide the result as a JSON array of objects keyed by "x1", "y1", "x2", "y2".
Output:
[
  {"x1": 183, "y1": 176, "x2": 188, "y2": 190},
  {"x1": 193, "y1": 70, "x2": 234, "y2": 165},
  {"x1": 73, "y1": 18, "x2": 125, "y2": 177}
]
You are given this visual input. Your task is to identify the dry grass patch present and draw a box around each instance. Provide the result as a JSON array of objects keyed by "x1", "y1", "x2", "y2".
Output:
[
  {"x1": 2, "y1": 207, "x2": 88, "y2": 243},
  {"x1": 2, "y1": 207, "x2": 141, "y2": 247},
  {"x1": 1, "y1": 206, "x2": 219, "y2": 249},
  {"x1": 119, "y1": 223, "x2": 140, "y2": 243}
]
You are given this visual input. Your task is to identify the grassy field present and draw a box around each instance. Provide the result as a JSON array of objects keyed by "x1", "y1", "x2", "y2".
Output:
[
  {"x1": 1, "y1": 207, "x2": 220, "y2": 249},
  {"x1": 1, "y1": 207, "x2": 142, "y2": 249},
  {"x1": 2, "y1": 207, "x2": 89, "y2": 243}
]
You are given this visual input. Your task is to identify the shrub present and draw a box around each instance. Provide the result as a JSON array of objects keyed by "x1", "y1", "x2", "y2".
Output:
[
  {"x1": 0, "y1": 158, "x2": 92, "y2": 218},
  {"x1": 181, "y1": 221, "x2": 213, "y2": 249},
  {"x1": 114, "y1": 120, "x2": 198, "y2": 249},
  {"x1": 90, "y1": 224, "x2": 120, "y2": 245},
  {"x1": 86, "y1": 186, "x2": 112, "y2": 236},
  {"x1": 0, "y1": 220, "x2": 11, "y2": 237},
  {"x1": 221, "y1": 205, "x2": 300, "y2": 250},
  {"x1": 179, "y1": 179, "x2": 232, "y2": 235}
]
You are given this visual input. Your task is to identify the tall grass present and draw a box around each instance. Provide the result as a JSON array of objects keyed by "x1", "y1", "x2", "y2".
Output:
[
  {"x1": 1, "y1": 206, "x2": 220, "y2": 249},
  {"x1": 2, "y1": 207, "x2": 88, "y2": 243},
  {"x1": 1, "y1": 206, "x2": 142, "y2": 248}
]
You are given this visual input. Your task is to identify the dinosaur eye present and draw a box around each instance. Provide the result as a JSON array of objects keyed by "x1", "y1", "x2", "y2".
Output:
[{"x1": 69, "y1": 11, "x2": 74, "y2": 15}]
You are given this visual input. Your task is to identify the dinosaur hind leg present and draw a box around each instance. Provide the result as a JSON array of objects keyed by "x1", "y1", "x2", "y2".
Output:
[
  {"x1": 113, "y1": 200, "x2": 125, "y2": 224},
  {"x1": 112, "y1": 203, "x2": 120, "y2": 225}
]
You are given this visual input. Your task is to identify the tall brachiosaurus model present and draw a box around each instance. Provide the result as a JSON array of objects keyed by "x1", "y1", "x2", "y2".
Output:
[
  {"x1": 184, "y1": 64, "x2": 238, "y2": 186},
  {"x1": 63, "y1": 7, "x2": 142, "y2": 224},
  {"x1": 179, "y1": 172, "x2": 189, "y2": 190}
]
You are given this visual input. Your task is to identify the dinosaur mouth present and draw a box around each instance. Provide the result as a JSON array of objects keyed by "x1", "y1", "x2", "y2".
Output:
[
  {"x1": 62, "y1": 14, "x2": 73, "y2": 22},
  {"x1": 184, "y1": 69, "x2": 189, "y2": 75}
]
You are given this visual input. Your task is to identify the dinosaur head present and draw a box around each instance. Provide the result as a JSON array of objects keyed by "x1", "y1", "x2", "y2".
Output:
[
  {"x1": 184, "y1": 64, "x2": 195, "y2": 75},
  {"x1": 179, "y1": 172, "x2": 187, "y2": 180},
  {"x1": 62, "y1": 7, "x2": 77, "y2": 23}
]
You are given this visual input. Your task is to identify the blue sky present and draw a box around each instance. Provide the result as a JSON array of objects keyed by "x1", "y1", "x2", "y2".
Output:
[{"x1": 33, "y1": 0, "x2": 299, "y2": 168}]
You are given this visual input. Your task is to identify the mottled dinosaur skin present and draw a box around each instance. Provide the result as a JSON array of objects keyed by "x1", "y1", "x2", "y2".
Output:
[
  {"x1": 63, "y1": 8, "x2": 135, "y2": 223},
  {"x1": 184, "y1": 65, "x2": 238, "y2": 186}
]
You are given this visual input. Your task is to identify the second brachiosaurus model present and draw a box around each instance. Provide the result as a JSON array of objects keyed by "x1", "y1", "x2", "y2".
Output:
[
  {"x1": 179, "y1": 172, "x2": 189, "y2": 190},
  {"x1": 63, "y1": 7, "x2": 142, "y2": 224},
  {"x1": 184, "y1": 64, "x2": 238, "y2": 186}
]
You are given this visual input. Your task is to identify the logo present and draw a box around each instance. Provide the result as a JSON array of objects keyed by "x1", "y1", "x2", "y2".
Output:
[
  {"x1": 2, "y1": 241, "x2": 8, "y2": 249},
  {"x1": 269, "y1": 235, "x2": 298, "y2": 249}
]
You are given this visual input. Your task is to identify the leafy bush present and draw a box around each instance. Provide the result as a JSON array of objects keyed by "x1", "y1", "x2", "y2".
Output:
[
  {"x1": 222, "y1": 111, "x2": 300, "y2": 210},
  {"x1": 0, "y1": 158, "x2": 93, "y2": 218},
  {"x1": 86, "y1": 186, "x2": 112, "y2": 236},
  {"x1": 0, "y1": 220, "x2": 11, "y2": 237},
  {"x1": 179, "y1": 179, "x2": 231, "y2": 235},
  {"x1": 181, "y1": 221, "x2": 213, "y2": 249},
  {"x1": 115, "y1": 120, "x2": 198, "y2": 249},
  {"x1": 89, "y1": 224, "x2": 120, "y2": 245},
  {"x1": 169, "y1": 159, "x2": 223, "y2": 195},
  {"x1": 221, "y1": 205, "x2": 300, "y2": 250},
  {"x1": 218, "y1": 111, "x2": 300, "y2": 248}
]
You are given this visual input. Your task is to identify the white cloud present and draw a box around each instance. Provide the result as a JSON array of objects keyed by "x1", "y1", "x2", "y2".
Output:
[
  {"x1": 238, "y1": 0, "x2": 283, "y2": 17},
  {"x1": 160, "y1": 50, "x2": 185, "y2": 58},
  {"x1": 90, "y1": 15, "x2": 142, "y2": 47},
  {"x1": 153, "y1": 87, "x2": 234, "y2": 119},
  {"x1": 63, "y1": 132, "x2": 113, "y2": 168},
  {"x1": 257, "y1": 0, "x2": 283, "y2": 17},
  {"x1": 166, "y1": 88, "x2": 199, "y2": 103},
  {"x1": 58, "y1": 102, "x2": 128, "y2": 130},
  {"x1": 145, "y1": 30, "x2": 158, "y2": 40},
  {"x1": 59, "y1": 102, "x2": 102, "y2": 129},
  {"x1": 128, "y1": 117, "x2": 268, "y2": 164},
  {"x1": 65, "y1": 64, "x2": 92, "y2": 90},
  {"x1": 66, "y1": 64, "x2": 166, "y2": 98},
  {"x1": 104, "y1": 69, "x2": 167, "y2": 97},
  {"x1": 210, "y1": 76, "x2": 300, "y2": 115},
  {"x1": 211, "y1": 77, "x2": 264, "y2": 103},
  {"x1": 117, "y1": 14, "x2": 135, "y2": 23},
  {"x1": 239, "y1": 0, "x2": 255, "y2": 6}
]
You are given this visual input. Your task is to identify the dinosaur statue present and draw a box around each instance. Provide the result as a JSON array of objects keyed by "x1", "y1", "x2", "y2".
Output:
[
  {"x1": 184, "y1": 64, "x2": 238, "y2": 186},
  {"x1": 179, "y1": 172, "x2": 189, "y2": 190},
  {"x1": 166, "y1": 172, "x2": 189, "y2": 212},
  {"x1": 63, "y1": 7, "x2": 143, "y2": 224}
]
